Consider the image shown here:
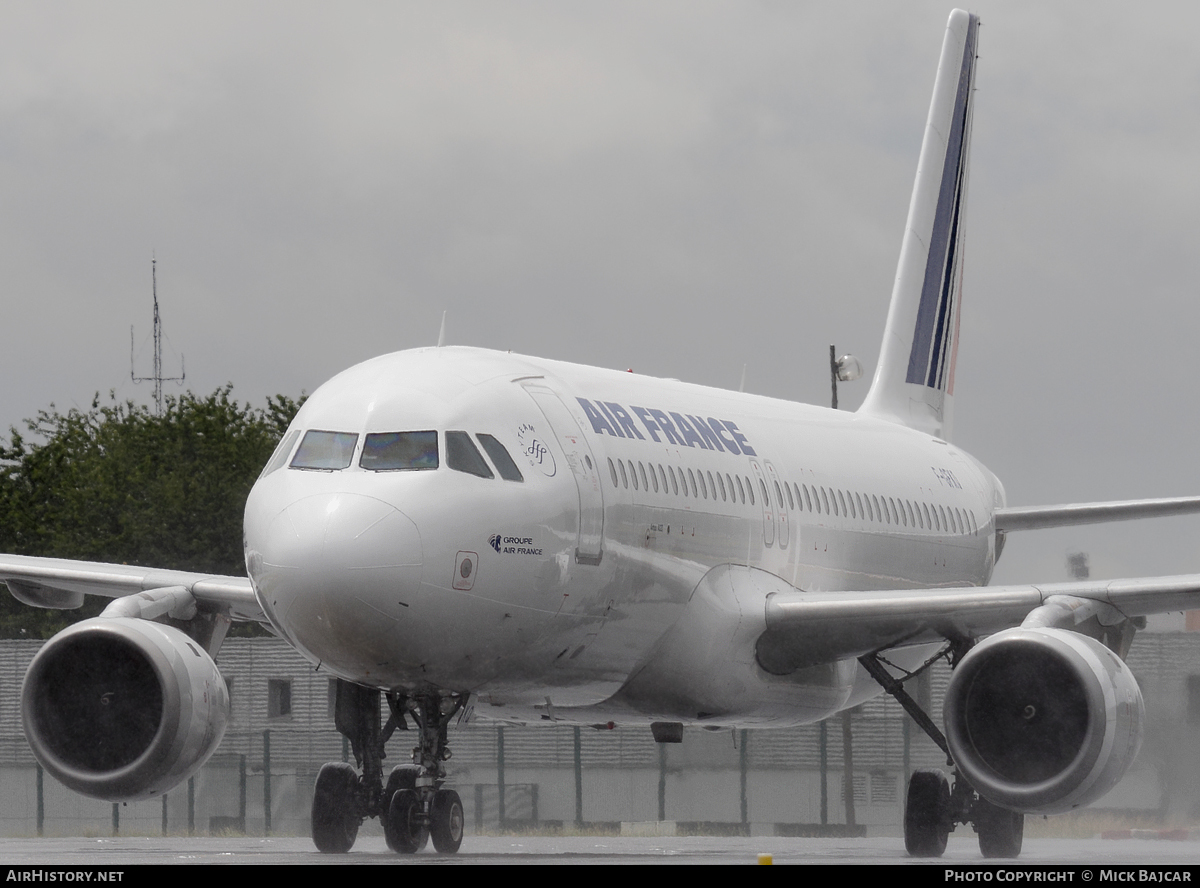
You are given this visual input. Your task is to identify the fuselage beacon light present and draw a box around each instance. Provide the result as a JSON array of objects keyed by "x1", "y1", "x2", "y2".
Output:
[{"x1": 5, "y1": 9, "x2": 1200, "y2": 860}]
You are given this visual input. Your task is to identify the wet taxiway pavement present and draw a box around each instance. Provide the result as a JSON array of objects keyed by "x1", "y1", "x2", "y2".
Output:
[{"x1": 2, "y1": 835, "x2": 1199, "y2": 865}]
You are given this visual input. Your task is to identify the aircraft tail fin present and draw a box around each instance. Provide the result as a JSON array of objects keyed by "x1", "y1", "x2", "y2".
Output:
[{"x1": 858, "y1": 9, "x2": 979, "y2": 440}]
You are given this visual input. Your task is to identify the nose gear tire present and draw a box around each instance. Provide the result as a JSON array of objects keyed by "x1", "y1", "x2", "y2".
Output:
[
  {"x1": 431, "y1": 789, "x2": 464, "y2": 854},
  {"x1": 387, "y1": 788, "x2": 429, "y2": 854}
]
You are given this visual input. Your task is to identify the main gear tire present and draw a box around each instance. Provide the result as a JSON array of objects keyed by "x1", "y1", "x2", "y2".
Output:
[
  {"x1": 905, "y1": 769, "x2": 951, "y2": 857},
  {"x1": 976, "y1": 797, "x2": 1024, "y2": 858},
  {"x1": 312, "y1": 762, "x2": 360, "y2": 853}
]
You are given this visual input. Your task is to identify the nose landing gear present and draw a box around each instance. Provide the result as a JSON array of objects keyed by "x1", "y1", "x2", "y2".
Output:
[{"x1": 311, "y1": 680, "x2": 467, "y2": 854}]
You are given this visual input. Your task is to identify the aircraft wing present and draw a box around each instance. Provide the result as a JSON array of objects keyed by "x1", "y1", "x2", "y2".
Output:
[
  {"x1": 994, "y1": 496, "x2": 1200, "y2": 531},
  {"x1": 0, "y1": 553, "x2": 265, "y2": 623},
  {"x1": 755, "y1": 573, "x2": 1200, "y2": 673}
]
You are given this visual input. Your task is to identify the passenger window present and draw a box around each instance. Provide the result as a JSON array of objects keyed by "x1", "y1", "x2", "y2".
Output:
[
  {"x1": 640, "y1": 462, "x2": 650, "y2": 491},
  {"x1": 785, "y1": 483, "x2": 794, "y2": 510},
  {"x1": 291, "y1": 430, "x2": 359, "y2": 471},
  {"x1": 360, "y1": 431, "x2": 439, "y2": 471},
  {"x1": 261, "y1": 429, "x2": 301, "y2": 477},
  {"x1": 446, "y1": 431, "x2": 494, "y2": 479},
  {"x1": 619, "y1": 460, "x2": 629, "y2": 489},
  {"x1": 476, "y1": 434, "x2": 524, "y2": 482},
  {"x1": 608, "y1": 458, "x2": 619, "y2": 488}
]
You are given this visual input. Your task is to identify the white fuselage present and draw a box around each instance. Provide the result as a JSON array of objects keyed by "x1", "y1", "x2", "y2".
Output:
[{"x1": 243, "y1": 346, "x2": 1002, "y2": 727}]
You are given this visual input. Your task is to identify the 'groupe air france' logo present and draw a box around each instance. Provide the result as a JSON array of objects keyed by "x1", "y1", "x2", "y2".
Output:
[
  {"x1": 517, "y1": 422, "x2": 556, "y2": 477},
  {"x1": 488, "y1": 532, "x2": 544, "y2": 556}
]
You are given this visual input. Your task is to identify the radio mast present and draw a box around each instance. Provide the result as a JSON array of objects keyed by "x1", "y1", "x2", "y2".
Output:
[{"x1": 131, "y1": 257, "x2": 185, "y2": 414}]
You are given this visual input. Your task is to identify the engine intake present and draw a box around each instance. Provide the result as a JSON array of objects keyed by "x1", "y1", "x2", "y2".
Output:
[
  {"x1": 944, "y1": 627, "x2": 1143, "y2": 814},
  {"x1": 23, "y1": 617, "x2": 229, "y2": 802}
]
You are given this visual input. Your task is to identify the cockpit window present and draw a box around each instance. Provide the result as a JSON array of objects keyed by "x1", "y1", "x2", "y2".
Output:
[
  {"x1": 260, "y1": 429, "x2": 301, "y2": 478},
  {"x1": 360, "y1": 431, "x2": 439, "y2": 471},
  {"x1": 446, "y1": 431, "x2": 494, "y2": 479},
  {"x1": 476, "y1": 434, "x2": 524, "y2": 482},
  {"x1": 290, "y1": 430, "x2": 359, "y2": 471}
]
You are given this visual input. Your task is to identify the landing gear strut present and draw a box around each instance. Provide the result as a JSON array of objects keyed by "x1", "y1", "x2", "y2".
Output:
[
  {"x1": 310, "y1": 680, "x2": 467, "y2": 854},
  {"x1": 859, "y1": 648, "x2": 1024, "y2": 859}
]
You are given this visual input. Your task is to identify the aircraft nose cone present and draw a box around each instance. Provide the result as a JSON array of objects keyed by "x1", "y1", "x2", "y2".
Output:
[{"x1": 250, "y1": 492, "x2": 423, "y2": 670}]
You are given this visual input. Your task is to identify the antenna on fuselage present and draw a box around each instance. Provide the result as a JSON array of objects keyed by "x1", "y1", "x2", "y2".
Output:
[
  {"x1": 738, "y1": 364, "x2": 747, "y2": 392},
  {"x1": 131, "y1": 256, "x2": 185, "y2": 415},
  {"x1": 436, "y1": 311, "x2": 447, "y2": 347}
]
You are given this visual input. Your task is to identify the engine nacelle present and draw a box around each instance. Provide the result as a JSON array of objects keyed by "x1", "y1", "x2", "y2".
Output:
[
  {"x1": 22, "y1": 617, "x2": 230, "y2": 802},
  {"x1": 944, "y1": 627, "x2": 1143, "y2": 815}
]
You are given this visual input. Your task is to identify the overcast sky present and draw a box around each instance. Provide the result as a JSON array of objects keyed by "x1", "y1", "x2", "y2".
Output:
[{"x1": 2, "y1": 1, "x2": 1199, "y2": 593}]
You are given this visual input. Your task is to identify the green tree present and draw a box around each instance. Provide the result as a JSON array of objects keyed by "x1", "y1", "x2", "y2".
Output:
[{"x1": 0, "y1": 388, "x2": 302, "y2": 638}]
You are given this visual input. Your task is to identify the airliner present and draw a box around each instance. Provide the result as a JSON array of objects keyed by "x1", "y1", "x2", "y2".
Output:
[{"x1": 3, "y1": 9, "x2": 1198, "y2": 859}]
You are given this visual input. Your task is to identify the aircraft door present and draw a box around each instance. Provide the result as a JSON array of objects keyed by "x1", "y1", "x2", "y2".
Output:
[
  {"x1": 520, "y1": 382, "x2": 605, "y2": 566},
  {"x1": 765, "y1": 460, "x2": 789, "y2": 549},
  {"x1": 749, "y1": 459, "x2": 776, "y2": 547}
]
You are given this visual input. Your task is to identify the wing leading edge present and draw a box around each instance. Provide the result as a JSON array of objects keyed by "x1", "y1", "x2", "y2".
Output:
[
  {"x1": 994, "y1": 495, "x2": 1200, "y2": 532},
  {"x1": 0, "y1": 553, "x2": 264, "y2": 623},
  {"x1": 756, "y1": 573, "x2": 1200, "y2": 674}
]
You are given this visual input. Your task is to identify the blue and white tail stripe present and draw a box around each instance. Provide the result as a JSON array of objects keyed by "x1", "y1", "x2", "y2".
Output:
[
  {"x1": 859, "y1": 9, "x2": 979, "y2": 441},
  {"x1": 906, "y1": 18, "x2": 976, "y2": 393}
]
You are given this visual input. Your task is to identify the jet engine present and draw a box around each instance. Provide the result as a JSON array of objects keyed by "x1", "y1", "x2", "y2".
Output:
[
  {"x1": 22, "y1": 617, "x2": 230, "y2": 802},
  {"x1": 943, "y1": 627, "x2": 1143, "y2": 815}
]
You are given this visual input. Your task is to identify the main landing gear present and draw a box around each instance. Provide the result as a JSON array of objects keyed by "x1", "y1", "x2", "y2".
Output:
[
  {"x1": 311, "y1": 680, "x2": 467, "y2": 855},
  {"x1": 859, "y1": 648, "x2": 1024, "y2": 860}
]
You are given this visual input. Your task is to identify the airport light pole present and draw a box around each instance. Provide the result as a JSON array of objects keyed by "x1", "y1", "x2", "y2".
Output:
[{"x1": 829, "y1": 346, "x2": 863, "y2": 409}]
